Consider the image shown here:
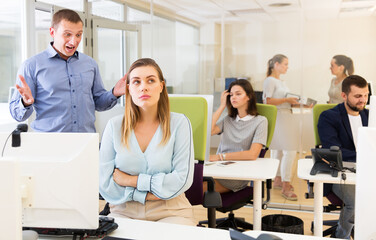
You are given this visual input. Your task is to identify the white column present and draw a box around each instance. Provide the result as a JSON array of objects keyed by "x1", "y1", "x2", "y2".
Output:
[
  {"x1": 313, "y1": 182, "x2": 323, "y2": 237},
  {"x1": 253, "y1": 180, "x2": 262, "y2": 230},
  {"x1": 21, "y1": 0, "x2": 36, "y2": 61}
]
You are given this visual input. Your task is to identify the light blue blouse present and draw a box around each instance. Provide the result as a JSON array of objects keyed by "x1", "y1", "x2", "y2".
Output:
[{"x1": 99, "y1": 112, "x2": 194, "y2": 205}]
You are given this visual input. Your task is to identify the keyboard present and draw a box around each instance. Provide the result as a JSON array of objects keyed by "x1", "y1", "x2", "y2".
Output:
[{"x1": 23, "y1": 216, "x2": 118, "y2": 238}]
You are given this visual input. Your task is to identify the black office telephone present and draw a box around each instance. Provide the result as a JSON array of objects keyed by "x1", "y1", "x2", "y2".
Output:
[{"x1": 310, "y1": 146, "x2": 343, "y2": 177}]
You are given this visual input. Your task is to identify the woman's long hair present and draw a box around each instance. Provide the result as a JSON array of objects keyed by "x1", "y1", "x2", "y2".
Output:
[
  {"x1": 266, "y1": 54, "x2": 287, "y2": 77},
  {"x1": 227, "y1": 79, "x2": 258, "y2": 118},
  {"x1": 333, "y1": 55, "x2": 354, "y2": 76},
  {"x1": 121, "y1": 58, "x2": 170, "y2": 147}
]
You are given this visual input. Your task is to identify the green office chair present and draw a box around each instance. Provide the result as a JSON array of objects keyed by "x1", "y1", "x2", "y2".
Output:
[
  {"x1": 169, "y1": 96, "x2": 222, "y2": 228},
  {"x1": 256, "y1": 103, "x2": 278, "y2": 155},
  {"x1": 307, "y1": 103, "x2": 347, "y2": 237},
  {"x1": 204, "y1": 103, "x2": 277, "y2": 231},
  {"x1": 169, "y1": 96, "x2": 208, "y2": 161},
  {"x1": 256, "y1": 103, "x2": 278, "y2": 208},
  {"x1": 312, "y1": 104, "x2": 337, "y2": 148},
  {"x1": 306, "y1": 103, "x2": 337, "y2": 199}
]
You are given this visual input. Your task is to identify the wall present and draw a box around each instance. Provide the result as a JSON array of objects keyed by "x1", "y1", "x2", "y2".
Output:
[
  {"x1": 209, "y1": 16, "x2": 376, "y2": 151},
  {"x1": 199, "y1": 23, "x2": 221, "y2": 94},
  {"x1": 223, "y1": 16, "x2": 376, "y2": 104}
]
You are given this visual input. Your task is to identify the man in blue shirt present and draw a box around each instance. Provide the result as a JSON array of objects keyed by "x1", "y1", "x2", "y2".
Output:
[
  {"x1": 318, "y1": 75, "x2": 369, "y2": 239},
  {"x1": 9, "y1": 9, "x2": 126, "y2": 133}
]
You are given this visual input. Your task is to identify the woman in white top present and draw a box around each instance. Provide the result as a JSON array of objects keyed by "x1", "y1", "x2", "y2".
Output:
[
  {"x1": 328, "y1": 55, "x2": 354, "y2": 104},
  {"x1": 263, "y1": 54, "x2": 299, "y2": 201},
  {"x1": 204, "y1": 79, "x2": 268, "y2": 193}
]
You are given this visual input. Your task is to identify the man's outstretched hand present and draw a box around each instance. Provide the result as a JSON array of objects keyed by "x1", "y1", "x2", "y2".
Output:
[{"x1": 16, "y1": 75, "x2": 34, "y2": 107}]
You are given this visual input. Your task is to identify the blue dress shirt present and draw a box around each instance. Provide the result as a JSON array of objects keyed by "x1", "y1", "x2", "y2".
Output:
[
  {"x1": 99, "y1": 113, "x2": 194, "y2": 205},
  {"x1": 9, "y1": 43, "x2": 118, "y2": 132}
]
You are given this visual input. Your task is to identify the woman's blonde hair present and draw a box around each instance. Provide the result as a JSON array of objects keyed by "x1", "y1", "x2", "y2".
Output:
[{"x1": 121, "y1": 58, "x2": 170, "y2": 147}]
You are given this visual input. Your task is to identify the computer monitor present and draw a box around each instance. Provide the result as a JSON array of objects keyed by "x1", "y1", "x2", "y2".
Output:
[
  {"x1": 367, "y1": 82, "x2": 372, "y2": 105},
  {"x1": 356, "y1": 127, "x2": 376, "y2": 240},
  {"x1": 368, "y1": 96, "x2": 376, "y2": 128},
  {"x1": 225, "y1": 78, "x2": 237, "y2": 90},
  {"x1": 0, "y1": 132, "x2": 99, "y2": 234}
]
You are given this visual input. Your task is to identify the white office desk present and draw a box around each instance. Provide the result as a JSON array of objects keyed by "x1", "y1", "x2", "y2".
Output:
[
  {"x1": 203, "y1": 158, "x2": 279, "y2": 231},
  {"x1": 39, "y1": 217, "x2": 341, "y2": 240},
  {"x1": 297, "y1": 158, "x2": 355, "y2": 237}
]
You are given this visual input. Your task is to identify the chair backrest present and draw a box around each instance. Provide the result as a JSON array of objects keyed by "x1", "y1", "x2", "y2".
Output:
[
  {"x1": 169, "y1": 96, "x2": 208, "y2": 161},
  {"x1": 256, "y1": 103, "x2": 277, "y2": 156},
  {"x1": 169, "y1": 96, "x2": 210, "y2": 206},
  {"x1": 313, "y1": 104, "x2": 337, "y2": 147}
]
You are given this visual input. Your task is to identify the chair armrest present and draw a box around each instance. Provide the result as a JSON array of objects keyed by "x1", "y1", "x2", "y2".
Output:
[
  {"x1": 262, "y1": 179, "x2": 272, "y2": 209},
  {"x1": 99, "y1": 193, "x2": 105, "y2": 200},
  {"x1": 305, "y1": 181, "x2": 314, "y2": 199},
  {"x1": 203, "y1": 176, "x2": 222, "y2": 208},
  {"x1": 203, "y1": 176, "x2": 215, "y2": 192}
]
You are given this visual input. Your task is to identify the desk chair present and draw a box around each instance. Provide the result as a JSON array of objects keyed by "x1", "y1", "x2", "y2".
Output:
[
  {"x1": 200, "y1": 103, "x2": 277, "y2": 231},
  {"x1": 169, "y1": 96, "x2": 222, "y2": 228},
  {"x1": 306, "y1": 104, "x2": 344, "y2": 236}
]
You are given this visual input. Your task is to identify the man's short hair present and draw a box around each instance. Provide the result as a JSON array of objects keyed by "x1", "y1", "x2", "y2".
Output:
[
  {"x1": 51, "y1": 9, "x2": 83, "y2": 28},
  {"x1": 342, "y1": 75, "x2": 368, "y2": 95}
]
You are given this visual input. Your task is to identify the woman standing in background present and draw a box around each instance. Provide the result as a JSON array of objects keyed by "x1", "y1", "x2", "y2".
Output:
[
  {"x1": 263, "y1": 54, "x2": 299, "y2": 201},
  {"x1": 328, "y1": 55, "x2": 354, "y2": 104}
]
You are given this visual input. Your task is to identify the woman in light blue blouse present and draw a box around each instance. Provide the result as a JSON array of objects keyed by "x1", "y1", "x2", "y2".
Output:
[{"x1": 99, "y1": 58, "x2": 195, "y2": 225}]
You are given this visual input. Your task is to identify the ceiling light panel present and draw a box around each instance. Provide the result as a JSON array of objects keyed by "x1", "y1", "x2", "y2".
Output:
[
  {"x1": 272, "y1": 11, "x2": 303, "y2": 21},
  {"x1": 300, "y1": 0, "x2": 341, "y2": 9},
  {"x1": 211, "y1": 0, "x2": 261, "y2": 11},
  {"x1": 341, "y1": 0, "x2": 376, "y2": 7},
  {"x1": 234, "y1": 10, "x2": 274, "y2": 22},
  {"x1": 164, "y1": 0, "x2": 225, "y2": 16},
  {"x1": 304, "y1": 9, "x2": 340, "y2": 20}
]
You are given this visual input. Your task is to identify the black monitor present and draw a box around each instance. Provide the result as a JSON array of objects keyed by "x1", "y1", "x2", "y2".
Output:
[
  {"x1": 368, "y1": 82, "x2": 372, "y2": 105},
  {"x1": 254, "y1": 91, "x2": 263, "y2": 104},
  {"x1": 225, "y1": 78, "x2": 237, "y2": 90},
  {"x1": 310, "y1": 146, "x2": 343, "y2": 177}
]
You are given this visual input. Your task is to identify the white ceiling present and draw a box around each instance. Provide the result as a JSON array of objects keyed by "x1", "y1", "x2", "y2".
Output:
[
  {"x1": 150, "y1": 0, "x2": 376, "y2": 23},
  {"x1": 0, "y1": 0, "x2": 375, "y2": 28}
]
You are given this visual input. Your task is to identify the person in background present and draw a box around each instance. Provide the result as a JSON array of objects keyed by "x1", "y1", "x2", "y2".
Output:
[
  {"x1": 99, "y1": 58, "x2": 195, "y2": 225},
  {"x1": 204, "y1": 79, "x2": 267, "y2": 193},
  {"x1": 262, "y1": 54, "x2": 299, "y2": 201},
  {"x1": 9, "y1": 9, "x2": 126, "y2": 132},
  {"x1": 318, "y1": 75, "x2": 369, "y2": 239},
  {"x1": 328, "y1": 55, "x2": 354, "y2": 104}
]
